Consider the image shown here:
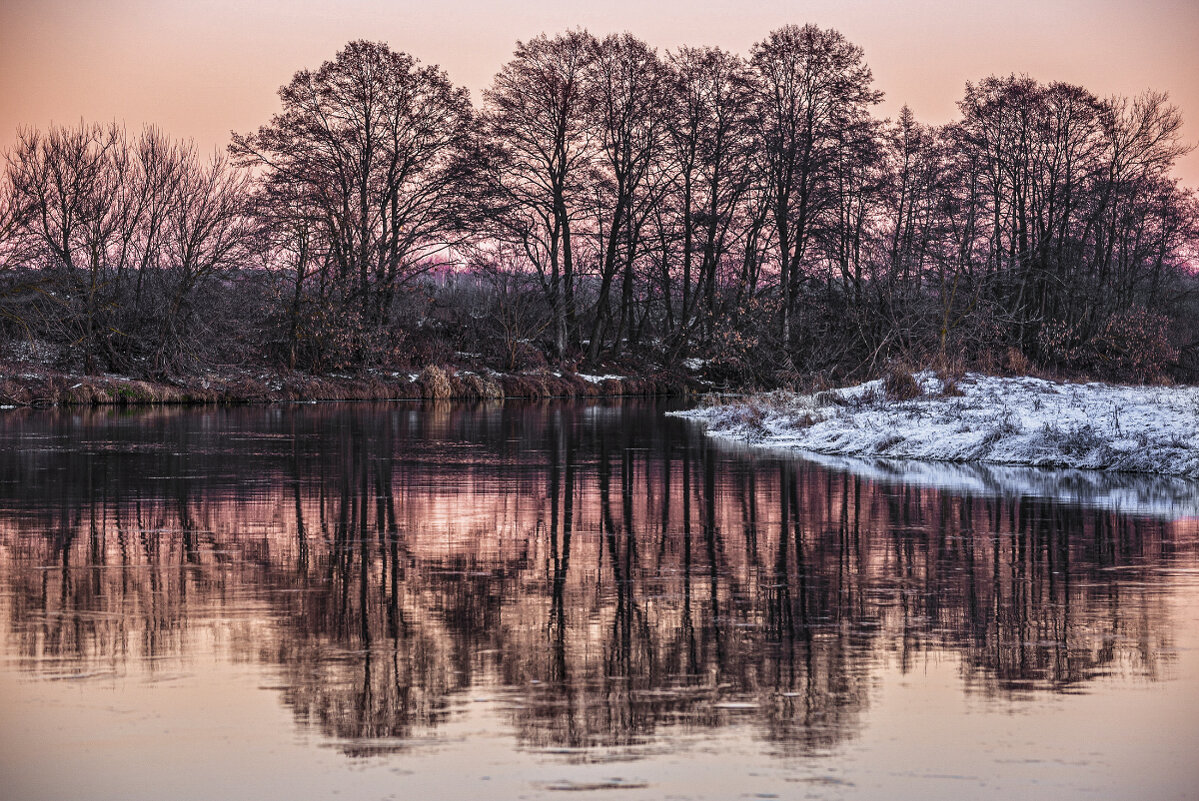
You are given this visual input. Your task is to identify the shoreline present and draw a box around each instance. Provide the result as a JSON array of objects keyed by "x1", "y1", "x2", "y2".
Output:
[
  {"x1": 670, "y1": 371, "x2": 1199, "y2": 478},
  {"x1": 0, "y1": 363, "x2": 696, "y2": 408}
]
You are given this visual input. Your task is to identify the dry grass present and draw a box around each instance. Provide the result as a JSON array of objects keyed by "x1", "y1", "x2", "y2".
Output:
[
  {"x1": 0, "y1": 361, "x2": 690, "y2": 407},
  {"x1": 936, "y1": 373, "x2": 966, "y2": 397},
  {"x1": 789, "y1": 411, "x2": 823, "y2": 428},
  {"x1": 814, "y1": 389, "x2": 848, "y2": 407},
  {"x1": 417, "y1": 366, "x2": 454, "y2": 400},
  {"x1": 883, "y1": 366, "x2": 923, "y2": 401},
  {"x1": 460, "y1": 373, "x2": 504, "y2": 400},
  {"x1": 1003, "y1": 347, "x2": 1031, "y2": 375}
]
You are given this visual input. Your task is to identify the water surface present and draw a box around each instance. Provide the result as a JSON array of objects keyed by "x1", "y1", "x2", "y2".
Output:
[{"x1": 1, "y1": 402, "x2": 1197, "y2": 800}]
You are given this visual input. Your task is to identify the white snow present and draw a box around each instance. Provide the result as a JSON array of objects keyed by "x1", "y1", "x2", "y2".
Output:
[
  {"x1": 576, "y1": 373, "x2": 625, "y2": 384},
  {"x1": 671, "y1": 372, "x2": 1199, "y2": 479}
]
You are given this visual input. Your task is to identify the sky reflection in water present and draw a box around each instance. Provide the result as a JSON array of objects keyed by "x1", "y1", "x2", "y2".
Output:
[{"x1": 0, "y1": 402, "x2": 1197, "y2": 800}]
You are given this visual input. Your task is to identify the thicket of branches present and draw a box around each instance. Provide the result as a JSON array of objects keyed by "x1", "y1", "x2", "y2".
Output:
[{"x1": 2, "y1": 27, "x2": 1197, "y2": 385}]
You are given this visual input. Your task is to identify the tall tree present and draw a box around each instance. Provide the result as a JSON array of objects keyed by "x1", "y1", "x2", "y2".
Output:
[
  {"x1": 231, "y1": 40, "x2": 473, "y2": 336},
  {"x1": 583, "y1": 33, "x2": 670, "y2": 362},
  {"x1": 154, "y1": 147, "x2": 251, "y2": 371},
  {"x1": 478, "y1": 30, "x2": 598, "y2": 362},
  {"x1": 661, "y1": 45, "x2": 756, "y2": 355},
  {"x1": 749, "y1": 24, "x2": 882, "y2": 362},
  {"x1": 5, "y1": 123, "x2": 127, "y2": 371},
  {"x1": 5, "y1": 123, "x2": 250, "y2": 373}
]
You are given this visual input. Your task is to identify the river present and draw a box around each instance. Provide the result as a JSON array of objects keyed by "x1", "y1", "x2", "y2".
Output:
[{"x1": 1, "y1": 401, "x2": 1196, "y2": 800}]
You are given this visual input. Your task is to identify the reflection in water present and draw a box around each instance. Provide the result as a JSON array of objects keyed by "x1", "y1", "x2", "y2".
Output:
[
  {"x1": 741, "y1": 444, "x2": 1199, "y2": 520},
  {"x1": 0, "y1": 403, "x2": 1194, "y2": 759}
]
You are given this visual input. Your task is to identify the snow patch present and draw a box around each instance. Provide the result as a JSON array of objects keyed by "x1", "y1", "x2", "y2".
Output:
[
  {"x1": 577, "y1": 374, "x2": 625, "y2": 384},
  {"x1": 670, "y1": 373, "x2": 1199, "y2": 479}
]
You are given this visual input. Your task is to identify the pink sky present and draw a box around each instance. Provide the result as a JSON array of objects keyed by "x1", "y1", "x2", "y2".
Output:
[{"x1": 2, "y1": 0, "x2": 1197, "y2": 186}]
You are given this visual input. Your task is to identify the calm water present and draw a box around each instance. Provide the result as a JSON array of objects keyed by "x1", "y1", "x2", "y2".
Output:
[{"x1": 1, "y1": 401, "x2": 1197, "y2": 801}]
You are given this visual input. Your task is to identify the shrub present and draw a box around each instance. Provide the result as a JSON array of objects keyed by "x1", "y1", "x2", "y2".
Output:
[
  {"x1": 1095, "y1": 308, "x2": 1178, "y2": 382},
  {"x1": 1037, "y1": 307, "x2": 1178, "y2": 383},
  {"x1": 938, "y1": 377, "x2": 965, "y2": 397},
  {"x1": 814, "y1": 390, "x2": 848, "y2": 407},
  {"x1": 877, "y1": 434, "x2": 905, "y2": 451},
  {"x1": 416, "y1": 365, "x2": 453, "y2": 400},
  {"x1": 789, "y1": 411, "x2": 822, "y2": 428},
  {"x1": 461, "y1": 373, "x2": 504, "y2": 400},
  {"x1": 1003, "y1": 347, "x2": 1031, "y2": 375},
  {"x1": 706, "y1": 295, "x2": 785, "y2": 389},
  {"x1": 506, "y1": 341, "x2": 548, "y2": 371},
  {"x1": 728, "y1": 403, "x2": 767, "y2": 432},
  {"x1": 1039, "y1": 423, "x2": 1102, "y2": 458},
  {"x1": 883, "y1": 366, "x2": 922, "y2": 401}
]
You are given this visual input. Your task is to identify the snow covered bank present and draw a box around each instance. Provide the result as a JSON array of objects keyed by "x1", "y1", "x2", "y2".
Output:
[{"x1": 671, "y1": 373, "x2": 1199, "y2": 479}]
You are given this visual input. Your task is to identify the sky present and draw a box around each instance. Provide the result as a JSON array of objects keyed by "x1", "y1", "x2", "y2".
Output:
[{"x1": 2, "y1": 0, "x2": 1197, "y2": 186}]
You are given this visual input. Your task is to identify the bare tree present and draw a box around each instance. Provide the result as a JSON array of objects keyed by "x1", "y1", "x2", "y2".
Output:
[
  {"x1": 0, "y1": 167, "x2": 39, "y2": 338},
  {"x1": 660, "y1": 46, "x2": 756, "y2": 355},
  {"x1": 749, "y1": 24, "x2": 882, "y2": 362},
  {"x1": 3, "y1": 28, "x2": 1195, "y2": 385},
  {"x1": 3, "y1": 123, "x2": 255, "y2": 374},
  {"x1": 582, "y1": 33, "x2": 670, "y2": 362},
  {"x1": 478, "y1": 30, "x2": 598, "y2": 362},
  {"x1": 472, "y1": 242, "x2": 553, "y2": 370},
  {"x1": 5, "y1": 122, "x2": 135, "y2": 371},
  {"x1": 152, "y1": 149, "x2": 252, "y2": 372},
  {"x1": 231, "y1": 40, "x2": 473, "y2": 339}
]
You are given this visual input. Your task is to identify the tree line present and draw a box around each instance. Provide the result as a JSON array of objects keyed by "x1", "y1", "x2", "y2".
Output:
[{"x1": 2, "y1": 26, "x2": 1197, "y2": 385}]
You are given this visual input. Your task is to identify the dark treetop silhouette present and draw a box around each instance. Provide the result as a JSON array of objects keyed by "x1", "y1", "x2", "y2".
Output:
[{"x1": 1, "y1": 28, "x2": 1196, "y2": 387}]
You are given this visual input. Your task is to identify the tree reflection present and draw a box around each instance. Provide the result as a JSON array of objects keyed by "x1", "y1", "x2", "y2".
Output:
[{"x1": 0, "y1": 403, "x2": 1192, "y2": 757}]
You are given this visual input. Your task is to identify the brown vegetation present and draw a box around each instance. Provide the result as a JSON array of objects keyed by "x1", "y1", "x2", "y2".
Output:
[
  {"x1": 0, "y1": 362, "x2": 693, "y2": 407},
  {"x1": 883, "y1": 366, "x2": 923, "y2": 401},
  {"x1": 1, "y1": 29, "x2": 1196, "y2": 392}
]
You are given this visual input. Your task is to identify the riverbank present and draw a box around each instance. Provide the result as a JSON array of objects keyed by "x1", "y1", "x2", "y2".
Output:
[
  {"x1": 671, "y1": 372, "x2": 1199, "y2": 477},
  {"x1": 0, "y1": 363, "x2": 694, "y2": 407}
]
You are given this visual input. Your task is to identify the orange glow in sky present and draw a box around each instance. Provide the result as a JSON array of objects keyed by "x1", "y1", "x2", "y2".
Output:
[{"x1": 2, "y1": 0, "x2": 1197, "y2": 185}]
